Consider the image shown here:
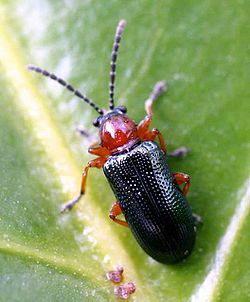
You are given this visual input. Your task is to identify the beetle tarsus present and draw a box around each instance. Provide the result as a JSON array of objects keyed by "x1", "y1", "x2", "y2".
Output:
[
  {"x1": 150, "y1": 81, "x2": 167, "y2": 102},
  {"x1": 168, "y1": 146, "x2": 190, "y2": 158},
  {"x1": 192, "y1": 213, "x2": 203, "y2": 226},
  {"x1": 76, "y1": 125, "x2": 96, "y2": 143},
  {"x1": 60, "y1": 194, "x2": 82, "y2": 213},
  {"x1": 76, "y1": 125, "x2": 91, "y2": 138},
  {"x1": 145, "y1": 81, "x2": 167, "y2": 116}
]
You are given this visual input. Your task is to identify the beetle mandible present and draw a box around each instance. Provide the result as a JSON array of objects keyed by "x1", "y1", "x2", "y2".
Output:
[{"x1": 28, "y1": 20, "x2": 200, "y2": 264}]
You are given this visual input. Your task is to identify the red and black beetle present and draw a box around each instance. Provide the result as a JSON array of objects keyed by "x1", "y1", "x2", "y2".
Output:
[{"x1": 28, "y1": 20, "x2": 199, "y2": 264}]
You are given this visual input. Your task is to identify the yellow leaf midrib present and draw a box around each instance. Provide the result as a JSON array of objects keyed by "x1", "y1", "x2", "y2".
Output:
[{"x1": 0, "y1": 12, "x2": 151, "y2": 301}]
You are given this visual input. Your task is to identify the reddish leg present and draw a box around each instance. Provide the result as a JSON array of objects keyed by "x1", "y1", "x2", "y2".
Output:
[
  {"x1": 61, "y1": 145, "x2": 109, "y2": 213},
  {"x1": 137, "y1": 116, "x2": 167, "y2": 153},
  {"x1": 88, "y1": 142, "x2": 110, "y2": 157},
  {"x1": 173, "y1": 172, "x2": 191, "y2": 196},
  {"x1": 174, "y1": 173, "x2": 202, "y2": 225},
  {"x1": 109, "y1": 201, "x2": 128, "y2": 227},
  {"x1": 143, "y1": 128, "x2": 167, "y2": 153},
  {"x1": 137, "y1": 81, "x2": 167, "y2": 153}
]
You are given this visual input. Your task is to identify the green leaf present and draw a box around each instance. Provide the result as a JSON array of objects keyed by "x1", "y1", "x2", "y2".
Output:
[{"x1": 0, "y1": 1, "x2": 249, "y2": 301}]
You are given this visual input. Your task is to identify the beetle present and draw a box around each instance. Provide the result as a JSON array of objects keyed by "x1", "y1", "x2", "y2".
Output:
[{"x1": 28, "y1": 20, "x2": 199, "y2": 264}]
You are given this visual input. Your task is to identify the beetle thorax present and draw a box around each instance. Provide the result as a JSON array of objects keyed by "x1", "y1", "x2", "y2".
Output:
[{"x1": 100, "y1": 114, "x2": 139, "y2": 153}]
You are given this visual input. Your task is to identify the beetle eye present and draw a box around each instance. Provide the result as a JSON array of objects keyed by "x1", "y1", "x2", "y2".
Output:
[
  {"x1": 93, "y1": 117, "x2": 101, "y2": 127},
  {"x1": 115, "y1": 106, "x2": 127, "y2": 114}
]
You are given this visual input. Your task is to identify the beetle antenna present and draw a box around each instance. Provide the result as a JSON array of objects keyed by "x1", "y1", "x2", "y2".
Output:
[
  {"x1": 109, "y1": 20, "x2": 126, "y2": 110},
  {"x1": 27, "y1": 65, "x2": 104, "y2": 115}
]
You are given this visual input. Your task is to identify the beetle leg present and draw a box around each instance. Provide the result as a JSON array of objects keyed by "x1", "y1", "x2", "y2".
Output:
[
  {"x1": 137, "y1": 82, "x2": 167, "y2": 153},
  {"x1": 144, "y1": 81, "x2": 167, "y2": 116},
  {"x1": 76, "y1": 126, "x2": 97, "y2": 142},
  {"x1": 137, "y1": 117, "x2": 167, "y2": 153},
  {"x1": 173, "y1": 172, "x2": 191, "y2": 195},
  {"x1": 109, "y1": 202, "x2": 128, "y2": 227},
  {"x1": 76, "y1": 125, "x2": 91, "y2": 137},
  {"x1": 142, "y1": 128, "x2": 167, "y2": 153},
  {"x1": 137, "y1": 114, "x2": 151, "y2": 136},
  {"x1": 61, "y1": 155, "x2": 108, "y2": 213},
  {"x1": 88, "y1": 142, "x2": 110, "y2": 157},
  {"x1": 167, "y1": 146, "x2": 190, "y2": 158},
  {"x1": 192, "y1": 213, "x2": 203, "y2": 226}
]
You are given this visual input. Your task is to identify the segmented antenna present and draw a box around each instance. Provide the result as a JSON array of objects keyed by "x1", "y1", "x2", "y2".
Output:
[
  {"x1": 109, "y1": 20, "x2": 126, "y2": 110},
  {"x1": 27, "y1": 65, "x2": 104, "y2": 115}
]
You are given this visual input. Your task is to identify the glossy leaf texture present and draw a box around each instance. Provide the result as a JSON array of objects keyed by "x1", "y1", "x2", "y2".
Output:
[{"x1": 0, "y1": 1, "x2": 249, "y2": 301}]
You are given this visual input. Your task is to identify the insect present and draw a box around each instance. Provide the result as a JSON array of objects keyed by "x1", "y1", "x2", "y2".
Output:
[{"x1": 28, "y1": 20, "x2": 199, "y2": 264}]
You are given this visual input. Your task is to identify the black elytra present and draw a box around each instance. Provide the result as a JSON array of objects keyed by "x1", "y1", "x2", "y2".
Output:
[{"x1": 104, "y1": 141, "x2": 196, "y2": 263}]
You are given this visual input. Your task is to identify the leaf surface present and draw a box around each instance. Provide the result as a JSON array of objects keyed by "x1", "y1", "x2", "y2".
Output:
[{"x1": 0, "y1": 1, "x2": 249, "y2": 301}]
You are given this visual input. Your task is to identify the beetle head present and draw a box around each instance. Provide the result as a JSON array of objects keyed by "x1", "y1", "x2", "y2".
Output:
[{"x1": 93, "y1": 107, "x2": 139, "y2": 153}]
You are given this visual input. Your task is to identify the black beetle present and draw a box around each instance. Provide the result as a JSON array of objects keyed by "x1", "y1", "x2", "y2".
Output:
[{"x1": 28, "y1": 20, "x2": 199, "y2": 264}]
